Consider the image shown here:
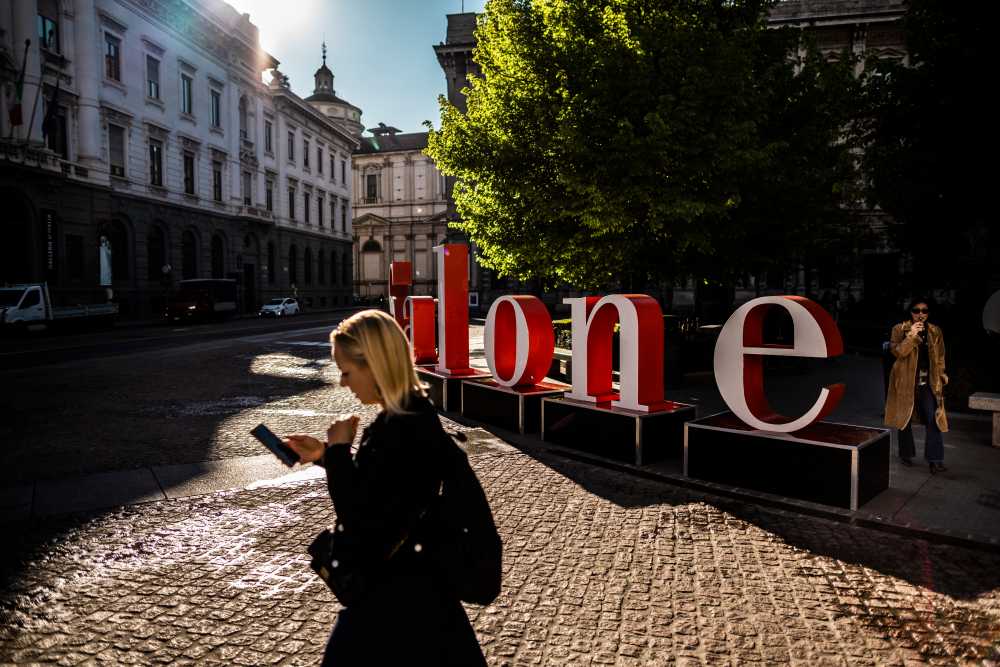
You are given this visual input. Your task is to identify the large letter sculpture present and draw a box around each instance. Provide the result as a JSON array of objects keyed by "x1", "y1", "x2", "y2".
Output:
[
  {"x1": 714, "y1": 296, "x2": 844, "y2": 432},
  {"x1": 484, "y1": 295, "x2": 554, "y2": 387},
  {"x1": 433, "y1": 244, "x2": 476, "y2": 376},
  {"x1": 388, "y1": 261, "x2": 411, "y2": 329},
  {"x1": 406, "y1": 296, "x2": 437, "y2": 365},
  {"x1": 563, "y1": 295, "x2": 667, "y2": 412}
]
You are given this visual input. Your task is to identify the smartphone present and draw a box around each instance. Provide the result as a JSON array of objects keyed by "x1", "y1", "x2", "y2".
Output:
[{"x1": 251, "y1": 423, "x2": 300, "y2": 467}]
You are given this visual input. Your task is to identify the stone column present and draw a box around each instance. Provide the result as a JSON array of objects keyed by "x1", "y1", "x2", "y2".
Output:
[
  {"x1": 75, "y1": 0, "x2": 102, "y2": 165},
  {"x1": 13, "y1": 0, "x2": 44, "y2": 144}
]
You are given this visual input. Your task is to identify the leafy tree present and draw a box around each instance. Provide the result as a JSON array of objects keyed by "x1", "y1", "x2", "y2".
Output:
[
  {"x1": 857, "y1": 0, "x2": 990, "y2": 293},
  {"x1": 426, "y1": 0, "x2": 861, "y2": 290}
]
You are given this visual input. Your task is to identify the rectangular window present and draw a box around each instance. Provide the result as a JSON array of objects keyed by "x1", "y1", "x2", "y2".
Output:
[
  {"x1": 287, "y1": 132, "x2": 295, "y2": 161},
  {"x1": 38, "y1": 15, "x2": 59, "y2": 53},
  {"x1": 303, "y1": 139, "x2": 310, "y2": 168},
  {"x1": 288, "y1": 189, "x2": 296, "y2": 219},
  {"x1": 213, "y1": 161, "x2": 223, "y2": 202},
  {"x1": 366, "y1": 174, "x2": 378, "y2": 202},
  {"x1": 304, "y1": 192, "x2": 311, "y2": 223},
  {"x1": 149, "y1": 139, "x2": 163, "y2": 186},
  {"x1": 105, "y1": 34, "x2": 121, "y2": 81},
  {"x1": 242, "y1": 171, "x2": 252, "y2": 206},
  {"x1": 264, "y1": 120, "x2": 273, "y2": 152},
  {"x1": 317, "y1": 195, "x2": 324, "y2": 227},
  {"x1": 183, "y1": 153, "x2": 195, "y2": 195},
  {"x1": 210, "y1": 89, "x2": 221, "y2": 127},
  {"x1": 341, "y1": 200, "x2": 348, "y2": 232},
  {"x1": 317, "y1": 146, "x2": 323, "y2": 174},
  {"x1": 330, "y1": 199, "x2": 337, "y2": 229},
  {"x1": 109, "y1": 124, "x2": 125, "y2": 177},
  {"x1": 265, "y1": 180, "x2": 274, "y2": 211},
  {"x1": 147, "y1": 56, "x2": 160, "y2": 99},
  {"x1": 181, "y1": 74, "x2": 193, "y2": 114},
  {"x1": 45, "y1": 105, "x2": 67, "y2": 158},
  {"x1": 330, "y1": 155, "x2": 336, "y2": 181},
  {"x1": 341, "y1": 160, "x2": 346, "y2": 185}
]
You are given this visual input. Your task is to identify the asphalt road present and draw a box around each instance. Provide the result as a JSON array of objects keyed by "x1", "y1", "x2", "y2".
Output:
[{"x1": 0, "y1": 309, "x2": 363, "y2": 370}]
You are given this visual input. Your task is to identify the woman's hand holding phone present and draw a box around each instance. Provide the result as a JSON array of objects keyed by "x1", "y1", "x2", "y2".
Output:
[
  {"x1": 284, "y1": 415, "x2": 359, "y2": 464},
  {"x1": 284, "y1": 434, "x2": 325, "y2": 463}
]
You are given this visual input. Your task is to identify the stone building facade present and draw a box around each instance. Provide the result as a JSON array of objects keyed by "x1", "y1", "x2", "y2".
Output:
[
  {"x1": 351, "y1": 126, "x2": 451, "y2": 300},
  {"x1": 0, "y1": 0, "x2": 356, "y2": 319},
  {"x1": 351, "y1": 12, "x2": 490, "y2": 309}
]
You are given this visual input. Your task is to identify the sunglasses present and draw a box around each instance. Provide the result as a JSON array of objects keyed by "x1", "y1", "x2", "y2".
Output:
[{"x1": 911, "y1": 308, "x2": 929, "y2": 314}]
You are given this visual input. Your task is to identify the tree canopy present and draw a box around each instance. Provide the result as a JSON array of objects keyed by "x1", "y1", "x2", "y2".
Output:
[
  {"x1": 856, "y1": 0, "x2": 990, "y2": 292},
  {"x1": 426, "y1": 0, "x2": 861, "y2": 290}
]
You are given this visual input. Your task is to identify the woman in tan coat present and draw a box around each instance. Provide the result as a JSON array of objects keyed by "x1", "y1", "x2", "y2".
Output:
[{"x1": 884, "y1": 299, "x2": 949, "y2": 473}]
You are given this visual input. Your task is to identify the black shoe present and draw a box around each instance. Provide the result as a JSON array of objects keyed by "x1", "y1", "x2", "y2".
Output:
[
  {"x1": 899, "y1": 457, "x2": 913, "y2": 467},
  {"x1": 929, "y1": 463, "x2": 948, "y2": 474}
]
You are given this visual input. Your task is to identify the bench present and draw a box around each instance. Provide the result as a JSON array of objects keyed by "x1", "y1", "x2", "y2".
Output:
[{"x1": 969, "y1": 392, "x2": 1000, "y2": 448}]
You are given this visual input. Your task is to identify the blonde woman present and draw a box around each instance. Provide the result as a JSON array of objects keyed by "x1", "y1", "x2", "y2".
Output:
[{"x1": 285, "y1": 310, "x2": 486, "y2": 665}]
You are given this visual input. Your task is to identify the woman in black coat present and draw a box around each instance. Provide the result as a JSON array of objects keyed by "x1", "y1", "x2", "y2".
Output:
[{"x1": 286, "y1": 310, "x2": 486, "y2": 665}]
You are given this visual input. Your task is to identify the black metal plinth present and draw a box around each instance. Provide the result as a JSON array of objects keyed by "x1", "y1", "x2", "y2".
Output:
[
  {"x1": 416, "y1": 366, "x2": 490, "y2": 412},
  {"x1": 461, "y1": 379, "x2": 569, "y2": 434},
  {"x1": 684, "y1": 412, "x2": 890, "y2": 510},
  {"x1": 541, "y1": 398, "x2": 696, "y2": 466}
]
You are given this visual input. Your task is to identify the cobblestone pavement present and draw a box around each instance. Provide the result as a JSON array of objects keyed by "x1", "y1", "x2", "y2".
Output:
[{"x1": 2, "y1": 443, "x2": 999, "y2": 665}]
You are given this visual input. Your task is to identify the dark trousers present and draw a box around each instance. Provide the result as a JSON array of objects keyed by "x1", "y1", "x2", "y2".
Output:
[{"x1": 898, "y1": 384, "x2": 945, "y2": 463}]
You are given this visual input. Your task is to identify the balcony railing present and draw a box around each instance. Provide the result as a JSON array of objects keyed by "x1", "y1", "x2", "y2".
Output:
[{"x1": 238, "y1": 205, "x2": 273, "y2": 221}]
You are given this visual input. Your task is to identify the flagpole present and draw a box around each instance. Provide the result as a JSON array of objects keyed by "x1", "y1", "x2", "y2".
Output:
[{"x1": 25, "y1": 71, "x2": 45, "y2": 147}]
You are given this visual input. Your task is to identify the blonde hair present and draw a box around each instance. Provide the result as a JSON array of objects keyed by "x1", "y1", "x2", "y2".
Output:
[{"x1": 331, "y1": 309, "x2": 426, "y2": 415}]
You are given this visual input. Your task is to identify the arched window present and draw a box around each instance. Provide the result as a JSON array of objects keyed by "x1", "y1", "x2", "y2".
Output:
[
  {"x1": 361, "y1": 238, "x2": 382, "y2": 253},
  {"x1": 318, "y1": 248, "x2": 326, "y2": 284},
  {"x1": 267, "y1": 242, "x2": 275, "y2": 284},
  {"x1": 211, "y1": 235, "x2": 225, "y2": 278},
  {"x1": 288, "y1": 244, "x2": 298, "y2": 284},
  {"x1": 304, "y1": 247, "x2": 313, "y2": 285},
  {"x1": 331, "y1": 252, "x2": 338, "y2": 286},
  {"x1": 147, "y1": 226, "x2": 166, "y2": 282},
  {"x1": 182, "y1": 230, "x2": 198, "y2": 279}
]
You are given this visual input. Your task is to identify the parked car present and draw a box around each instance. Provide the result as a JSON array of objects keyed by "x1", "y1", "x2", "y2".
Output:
[
  {"x1": 259, "y1": 297, "x2": 299, "y2": 318},
  {"x1": 0, "y1": 282, "x2": 117, "y2": 331},
  {"x1": 166, "y1": 279, "x2": 237, "y2": 322}
]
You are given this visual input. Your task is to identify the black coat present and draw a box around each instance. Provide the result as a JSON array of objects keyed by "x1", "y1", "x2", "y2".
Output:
[{"x1": 317, "y1": 394, "x2": 486, "y2": 666}]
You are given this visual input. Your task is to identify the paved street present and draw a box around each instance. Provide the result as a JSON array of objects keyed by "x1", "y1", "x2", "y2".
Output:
[
  {"x1": 3, "y1": 442, "x2": 999, "y2": 665},
  {"x1": 2, "y1": 319, "x2": 999, "y2": 664}
]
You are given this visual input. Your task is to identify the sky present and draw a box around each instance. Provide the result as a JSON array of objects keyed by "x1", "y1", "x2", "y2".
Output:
[{"x1": 227, "y1": 0, "x2": 488, "y2": 136}]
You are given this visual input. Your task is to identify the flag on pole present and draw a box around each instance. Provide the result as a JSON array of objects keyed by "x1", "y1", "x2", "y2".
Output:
[{"x1": 8, "y1": 39, "x2": 30, "y2": 127}]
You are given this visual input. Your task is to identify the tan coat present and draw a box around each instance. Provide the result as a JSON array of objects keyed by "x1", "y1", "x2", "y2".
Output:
[{"x1": 884, "y1": 321, "x2": 949, "y2": 431}]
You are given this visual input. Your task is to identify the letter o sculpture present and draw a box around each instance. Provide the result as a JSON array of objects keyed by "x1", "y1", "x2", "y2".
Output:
[{"x1": 484, "y1": 295, "x2": 554, "y2": 387}]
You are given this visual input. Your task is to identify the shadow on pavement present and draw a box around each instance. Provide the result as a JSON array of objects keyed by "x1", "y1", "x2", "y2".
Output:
[
  {"x1": 457, "y1": 416, "x2": 1000, "y2": 602},
  {"x1": 0, "y1": 326, "x2": 350, "y2": 606}
]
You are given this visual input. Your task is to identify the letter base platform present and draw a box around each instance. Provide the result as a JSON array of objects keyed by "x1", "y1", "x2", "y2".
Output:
[
  {"x1": 461, "y1": 379, "x2": 570, "y2": 435},
  {"x1": 541, "y1": 397, "x2": 697, "y2": 466},
  {"x1": 417, "y1": 366, "x2": 491, "y2": 412},
  {"x1": 684, "y1": 412, "x2": 890, "y2": 511}
]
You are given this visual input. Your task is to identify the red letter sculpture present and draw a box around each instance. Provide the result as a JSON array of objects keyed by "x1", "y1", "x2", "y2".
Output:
[
  {"x1": 714, "y1": 295, "x2": 844, "y2": 432},
  {"x1": 563, "y1": 294, "x2": 668, "y2": 412},
  {"x1": 388, "y1": 261, "x2": 411, "y2": 329},
  {"x1": 433, "y1": 244, "x2": 475, "y2": 376},
  {"x1": 484, "y1": 295, "x2": 554, "y2": 387},
  {"x1": 406, "y1": 296, "x2": 437, "y2": 365}
]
